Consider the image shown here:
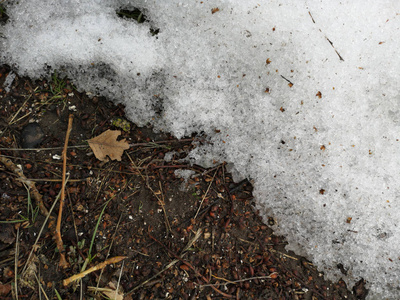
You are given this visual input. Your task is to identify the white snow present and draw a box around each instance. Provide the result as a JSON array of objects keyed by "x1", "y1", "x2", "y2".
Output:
[
  {"x1": 2, "y1": 70, "x2": 15, "y2": 92},
  {"x1": 2, "y1": 1, "x2": 400, "y2": 298},
  {"x1": 174, "y1": 169, "x2": 196, "y2": 191}
]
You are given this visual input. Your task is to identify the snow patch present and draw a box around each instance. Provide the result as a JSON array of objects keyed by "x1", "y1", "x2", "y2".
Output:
[{"x1": 1, "y1": 1, "x2": 400, "y2": 298}]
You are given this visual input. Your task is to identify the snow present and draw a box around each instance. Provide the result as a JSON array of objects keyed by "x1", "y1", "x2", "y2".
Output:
[
  {"x1": 1, "y1": 1, "x2": 400, "y2": 298},
  {"x1": 174, "y1": 169, "x2": 196, "y2": 191},
  {"x1": 2, "y1": 70, "x2": 15, "y2": 92}
]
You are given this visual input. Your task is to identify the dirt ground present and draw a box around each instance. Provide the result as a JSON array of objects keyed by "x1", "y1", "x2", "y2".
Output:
[{"x1": 0, "y1": 65, "x2": 368, "y2": 299}]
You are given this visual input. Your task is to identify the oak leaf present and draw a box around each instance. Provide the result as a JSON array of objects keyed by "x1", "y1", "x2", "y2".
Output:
[{"x1": 88, "y1": 130, "x2": 130, "y2": 162}]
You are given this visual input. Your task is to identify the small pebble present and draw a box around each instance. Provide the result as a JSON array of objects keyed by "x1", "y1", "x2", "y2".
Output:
[{"x1": 20, "y1": 123, "x2": 44, "y2": 148}]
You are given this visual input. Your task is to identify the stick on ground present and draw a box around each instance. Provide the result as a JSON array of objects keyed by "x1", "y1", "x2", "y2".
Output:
[
  {"x1": 63, "y1": 256, "x2": 127, "y2": 286},
  {"x1": 55, "y1": 114, "x2": 73, "y2": 268}
]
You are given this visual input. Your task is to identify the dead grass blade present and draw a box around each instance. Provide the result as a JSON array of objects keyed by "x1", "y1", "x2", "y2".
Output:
[
  {"x1": 194, "y1": 168, "x2": 218, "y2": 219},
  {"x1": 14, "y1": 227, "x2": 19, "y2": 300},
  {"x1": 34, "y1": 272, "x2": 50, "y2": 300}
]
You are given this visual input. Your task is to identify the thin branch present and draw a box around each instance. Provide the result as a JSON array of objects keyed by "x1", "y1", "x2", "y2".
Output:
[
  {"x1": 63, "y1": 256, "x2": 127, "y2": 286},
  {"x1": 55, "y1": 114, "x2": 73, "y2": 268}
]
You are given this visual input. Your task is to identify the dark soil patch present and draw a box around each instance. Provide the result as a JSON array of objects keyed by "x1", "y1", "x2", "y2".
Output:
[{"x1": 0, "y1": 65, "x2": 367, "y2": 299}]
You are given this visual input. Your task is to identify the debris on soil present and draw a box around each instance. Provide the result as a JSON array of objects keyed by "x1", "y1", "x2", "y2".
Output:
[
  {"x1": 0, "y1": 64, "x2": 367, "y2": 299},
  {"x1": 88, "y1": 129, "x2": 130, "y2": 162}
]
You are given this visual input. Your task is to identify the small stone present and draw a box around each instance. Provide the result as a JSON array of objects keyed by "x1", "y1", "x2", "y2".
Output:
[{"x1": 20, "y1": 123, "x2": 45, "y2": 148}]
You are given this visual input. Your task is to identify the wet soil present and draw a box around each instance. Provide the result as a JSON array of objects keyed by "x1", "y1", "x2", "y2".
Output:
[{"x1": 0, "y1": 65, "x2": 367, "y2": 299}]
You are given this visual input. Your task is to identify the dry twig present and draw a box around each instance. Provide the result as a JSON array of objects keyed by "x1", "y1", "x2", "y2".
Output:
[
  {"x1": 55, "y1": 114, "x2": 73, "y2": 268},
  {"x1": 63, "y1": 256, "x2": 127, "y2": 286}
]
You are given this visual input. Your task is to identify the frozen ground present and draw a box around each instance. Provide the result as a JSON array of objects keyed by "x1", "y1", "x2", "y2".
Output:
[{"x1": 1, "y1": 1, "x2": 400, "y2": 298}]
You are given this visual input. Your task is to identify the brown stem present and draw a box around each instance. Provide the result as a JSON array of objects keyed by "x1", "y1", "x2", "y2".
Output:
[{"x1": 56, "y1": 114, "x2": 73, "y2": 268}]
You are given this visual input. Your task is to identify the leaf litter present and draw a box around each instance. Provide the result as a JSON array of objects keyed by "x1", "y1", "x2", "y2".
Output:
[{"x1": 88, "y1": 129, "x2": 130, "y2": 162}]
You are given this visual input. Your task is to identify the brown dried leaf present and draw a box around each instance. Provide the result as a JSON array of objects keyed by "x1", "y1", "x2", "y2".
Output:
[
  {"x1": 93, "y1": 282, "x2": 124, "y2": 300},
  {"x1": 88, "y1": 130, "x2": 130, "y2": 162},
  {"x1": 0, "y1": 283, "x2": 11, "y2": 296}
]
